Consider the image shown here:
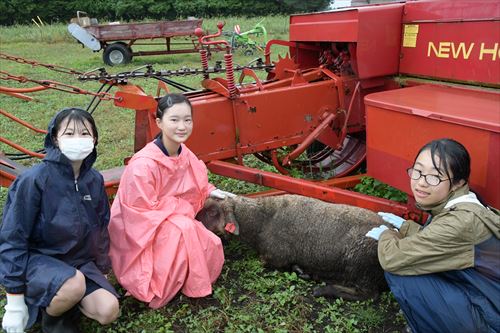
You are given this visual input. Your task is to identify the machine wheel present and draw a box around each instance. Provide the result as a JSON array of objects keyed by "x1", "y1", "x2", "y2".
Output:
[
  {"x1": 103, "y1": 43, "x2": 132, "y2": 66},
  {"x1": 244, "y1": 49, "x2": 254, "y2": 56},
  {"x1": 254, "y1": 134, "x2": 366, "y2": 180}
]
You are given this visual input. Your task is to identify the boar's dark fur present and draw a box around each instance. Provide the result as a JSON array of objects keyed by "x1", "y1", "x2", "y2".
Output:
[{"x1": 196, "y1": 194, "x2": 391, "y2": 301}]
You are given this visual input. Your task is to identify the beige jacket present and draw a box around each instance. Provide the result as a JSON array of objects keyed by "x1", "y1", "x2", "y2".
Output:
[{"x1": 378, "y1": 185, "x2": 500, "y2": 275}]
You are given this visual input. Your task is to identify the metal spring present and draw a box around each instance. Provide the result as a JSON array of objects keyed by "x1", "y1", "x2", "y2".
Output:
[
  {"x1": 224, "y1": 53, "x2": 237, "y2": 98},
  {"x1": 200, "y1": 49, "x2": 209, "y2": 79}
]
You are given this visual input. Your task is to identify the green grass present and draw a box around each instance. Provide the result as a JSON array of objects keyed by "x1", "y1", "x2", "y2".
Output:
[
  {"x1": 0, "y1": 17, "x2": 407, "y2": 333},
  {"x1": 8, "y1": 240, "x2": 403, "y2": 333}
]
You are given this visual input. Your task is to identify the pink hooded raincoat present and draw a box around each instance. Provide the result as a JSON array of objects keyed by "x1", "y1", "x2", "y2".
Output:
[{"x1": 108, "y1": 142, "x2": 223, "y2": 308}]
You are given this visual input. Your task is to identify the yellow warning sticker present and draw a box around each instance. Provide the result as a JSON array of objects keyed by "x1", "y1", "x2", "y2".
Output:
[{"x1": 403, "y1": 24, "x2": 419, "y2": 48}]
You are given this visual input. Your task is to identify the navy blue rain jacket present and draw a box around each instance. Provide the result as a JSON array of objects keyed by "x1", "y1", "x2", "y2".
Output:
[{"x1": 0, "y1": 115, "x2": 111, "y2": 294}]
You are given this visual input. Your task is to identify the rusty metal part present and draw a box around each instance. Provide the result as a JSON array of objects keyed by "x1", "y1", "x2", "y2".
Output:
[
  {"x1": 0, "y1": 109, "x2": 47, "y2": 134},
  {"x1": 0, "y1": 82, "x2": 50, "y2": 100},
  {"x1": 0, "y1": 137, "x2": 45, "y2": 159},
  {"x1": 0, "y1": 71, "x2": 119, "y2": 100},
  {"x1": 195, "y1": 22, "x2": 237, "y2": 97},
  {"x1": 199, "y1": 49, "x2": 210, "y2": 80},
  {"x1": 269, "y1": 53, "x2": 299, "y2": 80},
  {"x1": 207, "y1": 160, "x2": 418, "y2": 218},
  {"x1": 245, "y1": 174, "x2": 365, "y2": 197},
  {"x1": 0, "y1": 52, "x2": 84, "y2": 75},
  {"x1": 195, "y1": 21, "x2": 230, "y2": 50},
  {"x1": 282, "y1": 112, "x2": 338, "y2": 166},
  {"x1": 0, "y1": 155, "x2": 28, "y2": 187},
  {"x1": 264, "y1": 39, "x2": 322, "y2": 66}
]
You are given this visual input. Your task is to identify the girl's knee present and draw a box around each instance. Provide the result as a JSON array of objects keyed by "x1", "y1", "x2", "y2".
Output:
[
  {"x1": 56, "y1": 270, "x2": 86, "y2": 303},
  {"x1": 47, "y1": 271, "x2": 86, "y2": 315},
  {"x1": 96, "y1": 297, "x2": 119, "y2": 325},
  {"x1": 66, "y1": 270, "x2": 86, "y2": 300}
]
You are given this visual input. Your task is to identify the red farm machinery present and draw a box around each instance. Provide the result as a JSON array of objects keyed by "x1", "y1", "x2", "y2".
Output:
[{"x1": 1, "y1": 0, "x2": 499, "y2": 219}]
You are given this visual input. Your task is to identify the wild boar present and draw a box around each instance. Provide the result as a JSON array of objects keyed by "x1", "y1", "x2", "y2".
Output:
[{"x1": 196, "y1": 194, "x2": 390, "y2": 301}]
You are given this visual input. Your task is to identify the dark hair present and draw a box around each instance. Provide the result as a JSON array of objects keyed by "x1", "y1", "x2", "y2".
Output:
[
  {"x1": 414, "y1": 138, "x2": 470, "y2": 187},
  {"x1": 51, "y1": 108, "x2": 99, "y2": 145},
  {"x1": 156, "y1": 93, "x2": 192, "y2": 119}
]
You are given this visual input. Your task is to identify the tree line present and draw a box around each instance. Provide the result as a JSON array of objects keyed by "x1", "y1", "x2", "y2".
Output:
[{"x1": 0, "y1": 0, "x2": 331, "y2": 25}]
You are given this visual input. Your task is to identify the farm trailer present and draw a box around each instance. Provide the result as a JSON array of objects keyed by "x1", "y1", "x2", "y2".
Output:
[{"x1": 68, "y1": 12, "x2": 219, "y2": 66}]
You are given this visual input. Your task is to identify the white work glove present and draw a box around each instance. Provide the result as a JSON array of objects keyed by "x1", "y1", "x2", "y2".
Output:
[
  {"x1": 209, "y1": 189, "x2": 237, "y2": 199},
  {"x1": 365, "y1": 225, "x2": 389, "y2": 241},
  {"x1": 2, "y1": 294, "x2": 29, "y2": 333},
  {"x1": 378, "y1": 212, "x2": 405, "y2": 229}
]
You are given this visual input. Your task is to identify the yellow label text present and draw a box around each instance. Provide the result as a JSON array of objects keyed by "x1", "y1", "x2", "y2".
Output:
[{"x1": 427, "y1": 42, "x2": 499, "y2": 61}]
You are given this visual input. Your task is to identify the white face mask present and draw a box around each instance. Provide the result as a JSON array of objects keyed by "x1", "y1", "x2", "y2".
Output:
[{"x1": 58, "y1": 137, "x2": 94, "y2": 161}]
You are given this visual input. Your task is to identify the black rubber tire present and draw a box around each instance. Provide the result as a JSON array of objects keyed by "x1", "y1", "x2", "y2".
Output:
[
  {"x1": 103, "y1": 43, "x2": 132, "y2": 66},
  {"x1": 244, "y1": 49, "x2": 254, "y2": 56}
]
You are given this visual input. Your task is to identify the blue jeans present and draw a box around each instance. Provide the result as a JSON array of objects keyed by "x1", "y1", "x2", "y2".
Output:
[{"x1": 385, "y1": 270, "x2": 499, "y2": 333}]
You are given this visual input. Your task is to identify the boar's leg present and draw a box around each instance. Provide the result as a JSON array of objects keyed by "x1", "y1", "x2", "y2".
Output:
[
  {"x1": 291, "y1": 264, "x2": 311, "y2": 280},
  {"x1": 313, "y1": 284, "x2": 372, "y2": 301}
]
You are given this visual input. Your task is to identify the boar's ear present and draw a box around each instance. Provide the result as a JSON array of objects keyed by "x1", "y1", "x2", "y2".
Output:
[{"x1": 222, "y1": 204, "x2": 240, "y2": 236}]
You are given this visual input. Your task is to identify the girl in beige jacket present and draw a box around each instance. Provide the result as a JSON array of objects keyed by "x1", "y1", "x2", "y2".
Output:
[{"x1": 366, "y1": 138, "x2": 499, "y2": 333}]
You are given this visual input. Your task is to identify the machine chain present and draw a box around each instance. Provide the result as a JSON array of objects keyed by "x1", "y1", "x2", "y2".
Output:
[
  {"x1": 77, "y1": 61, "x2": 275, "y2": 82},
  {"x1": 0, "y1": 52, "x2": 274, "y2": 83}
]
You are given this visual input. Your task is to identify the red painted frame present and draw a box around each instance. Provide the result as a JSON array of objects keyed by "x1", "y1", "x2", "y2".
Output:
[{"x1": 400, "y1": 0, "x2": 500, "y2": 86}]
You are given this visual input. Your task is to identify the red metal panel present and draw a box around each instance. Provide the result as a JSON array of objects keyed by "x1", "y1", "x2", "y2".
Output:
[
  {"x1": 100, "y1": 166, "x2": 125, "y2": 198},
  {"x1": 114, "y1": 85, "x2": 158, "y2": 152},
  {"x1": 400, "y1": 0, "x2": 500, "y2": 86},
  {"x1": 402, "y1": 0, "x2": 500, "y2": 22},
  {"x1": 400, "y1": 21, "x2": 500, "y2": 85},
  {"x1": 186, "y1": 94, "x2": 237, "y2": 160},
  {"x1": 234, "y1": 81, "x2": 339, "y2": 148},
  {"x1": 289, "y1": 4, "x2": 403, "y2": 79},
  {"x1": 355, "y1": 5, "x2": 403, "y2": 79},
  {"x1": 185, "y1": 79, "x2": 341, "y2": 161},
  {"x1": 365, "y1": 84, "x2": 500, "y2": 208},
  {"x1": 290, "y1": 10, "x2": 360, "y2": 42}
]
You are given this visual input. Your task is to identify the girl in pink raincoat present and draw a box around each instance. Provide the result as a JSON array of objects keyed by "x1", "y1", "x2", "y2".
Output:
[{"x1": 108, "y1": 93, "x2": 233, "y2": 308}]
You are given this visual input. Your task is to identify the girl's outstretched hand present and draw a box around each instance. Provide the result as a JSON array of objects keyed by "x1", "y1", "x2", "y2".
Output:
[
  {"x1": 365, "y1": 225, "x2": 389, "y2": 241},
  {"x1": 378, "y1": 212, "x2": 405, "y2": 229},
  {"x1": 210, "y1": 189, "x2": 237, "y2": 199}
]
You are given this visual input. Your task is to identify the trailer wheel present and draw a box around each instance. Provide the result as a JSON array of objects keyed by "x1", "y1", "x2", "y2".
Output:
[{"x1": 103, "y1": 43, "x2": 132, "y2": 66}]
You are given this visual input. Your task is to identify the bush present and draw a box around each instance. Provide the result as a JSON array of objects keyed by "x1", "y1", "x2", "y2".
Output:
[{"x1": 0, "y1": 0, "x2": 331, "y2": 25}]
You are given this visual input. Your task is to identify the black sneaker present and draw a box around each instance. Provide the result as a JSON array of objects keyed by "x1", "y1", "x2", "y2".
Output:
[{"x1": 401, "y1": 324, "x2": 412, "y2": 333}]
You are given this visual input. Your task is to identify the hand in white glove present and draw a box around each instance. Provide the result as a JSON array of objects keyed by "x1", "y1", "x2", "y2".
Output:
[
  {"x1": 2, "y1": 294, "x2": 29, "y2": 333},
  {"x1": 210, "y1": 189, "x2": 237, "y2": 199},
  {"x1": 365, "y1": 225, "x2": 389, "y2": 241},
  {"x1": 377, "y1": 212, "x2": 405, "y2": 229}
]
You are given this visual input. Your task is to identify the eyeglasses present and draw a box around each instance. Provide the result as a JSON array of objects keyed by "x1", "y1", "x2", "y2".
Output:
[{"x1": 407, "y1": 168, "x2": 451, "y2": 186}]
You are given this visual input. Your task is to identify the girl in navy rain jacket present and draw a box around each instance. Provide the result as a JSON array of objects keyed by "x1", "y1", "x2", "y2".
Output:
[{"x1": 0, "y1": 108, "x2": 119, "y2": 333}]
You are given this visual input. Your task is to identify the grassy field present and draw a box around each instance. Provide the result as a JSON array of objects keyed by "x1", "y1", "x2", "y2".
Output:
[{"x1": 0, "y1": 17, "x2": 407, "y2": 333}]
